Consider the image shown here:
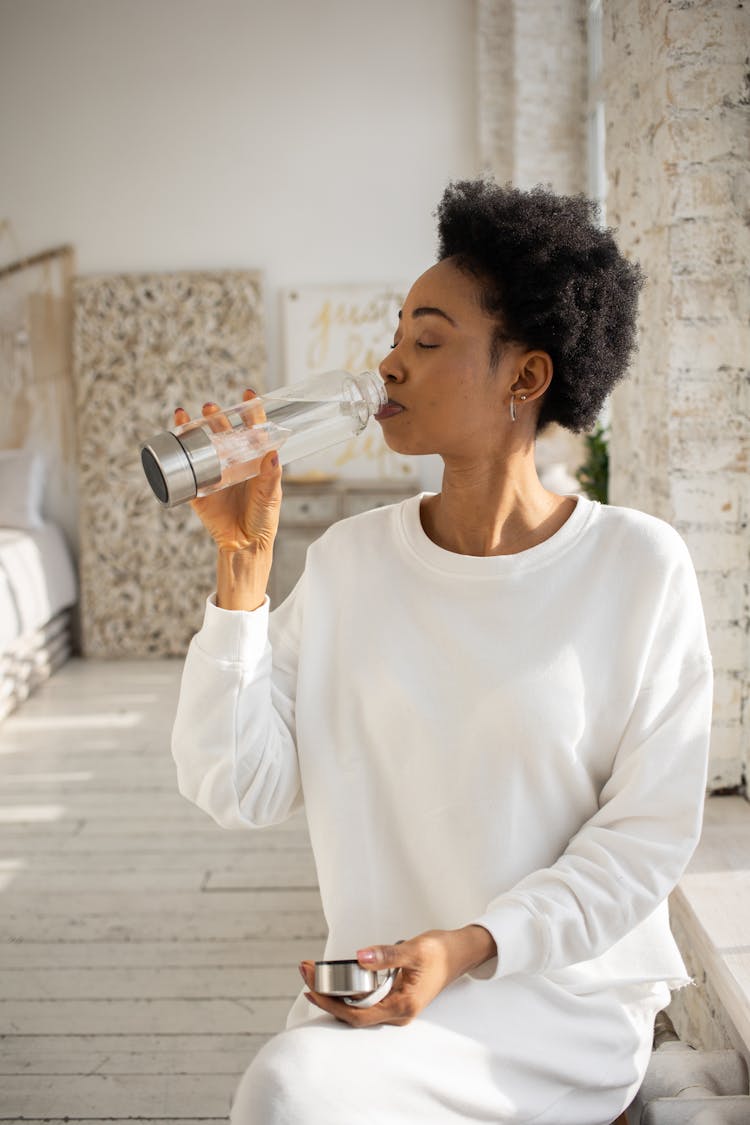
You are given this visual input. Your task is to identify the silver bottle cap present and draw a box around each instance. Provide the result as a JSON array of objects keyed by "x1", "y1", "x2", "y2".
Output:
[
  {"x1": 313, "y1": 960, "x2": 380, "y2": 997},
  {"x1": 140, "y1": 427, "x2": 222, "y2": 508}
]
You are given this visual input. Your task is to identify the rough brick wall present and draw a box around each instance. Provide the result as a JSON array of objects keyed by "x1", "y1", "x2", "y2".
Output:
[{"x1": 604, "y1": 0, "x2": 750, "y2": 792}]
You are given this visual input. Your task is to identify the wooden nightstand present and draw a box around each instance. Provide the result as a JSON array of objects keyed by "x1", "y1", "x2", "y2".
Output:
[{"x1": 268, "y1": 478, "x2": 417, "y2": 607}]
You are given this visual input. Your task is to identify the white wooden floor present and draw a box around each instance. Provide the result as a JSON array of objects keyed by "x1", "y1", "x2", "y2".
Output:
[{"x1": 0, "y1": 658, "x2": 326, "y2": 1124}]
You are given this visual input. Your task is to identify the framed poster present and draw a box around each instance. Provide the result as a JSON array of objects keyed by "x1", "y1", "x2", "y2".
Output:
[{"x1": 281, "y1": 283, "x2": 418, "y2": 481}]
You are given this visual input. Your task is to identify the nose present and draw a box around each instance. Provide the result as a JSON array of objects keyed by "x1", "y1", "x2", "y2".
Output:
[{"x1": 378, "y1": 343, "x2": 406, "y2": 385}]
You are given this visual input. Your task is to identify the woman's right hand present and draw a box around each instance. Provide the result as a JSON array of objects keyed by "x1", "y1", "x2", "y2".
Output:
[{"x1": 173, "y1": 390, "x2": 283, "y2": 555}]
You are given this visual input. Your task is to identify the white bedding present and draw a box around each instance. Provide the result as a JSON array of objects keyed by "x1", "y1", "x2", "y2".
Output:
[{"x1": 0, "y1": 522, "x2": 77, "y2": 653}]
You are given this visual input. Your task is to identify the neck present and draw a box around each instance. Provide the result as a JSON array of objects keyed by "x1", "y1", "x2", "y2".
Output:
[{"x1": 422, "y1": 450, "x2": 574, "y2": 557}]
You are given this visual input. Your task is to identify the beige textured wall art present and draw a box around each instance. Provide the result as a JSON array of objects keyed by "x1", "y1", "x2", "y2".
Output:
[{"x1": 73, "y1": 271, "x2": 266, "y2": 657}]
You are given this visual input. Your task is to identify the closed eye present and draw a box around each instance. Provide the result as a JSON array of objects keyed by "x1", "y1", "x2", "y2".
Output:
[{"x1": 390, "y1": 341, "x2": 439, "y2": 349}]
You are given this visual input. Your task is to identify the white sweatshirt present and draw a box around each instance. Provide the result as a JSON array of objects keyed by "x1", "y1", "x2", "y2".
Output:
[{"x1": 172, "y1": 492, "x2": 713, "y2": 1016}]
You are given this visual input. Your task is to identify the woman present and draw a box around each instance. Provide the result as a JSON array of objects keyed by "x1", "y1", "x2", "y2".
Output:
[{"x1": 171, "y1": 179, "x2": 713, "y2": 1124}]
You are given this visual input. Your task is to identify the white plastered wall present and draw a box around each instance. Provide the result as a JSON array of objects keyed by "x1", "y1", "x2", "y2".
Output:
[{"x1": 0, "y1": 0, "x2": 477, "y2": 433}]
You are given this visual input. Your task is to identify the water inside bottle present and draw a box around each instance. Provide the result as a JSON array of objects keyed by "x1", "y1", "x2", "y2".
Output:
[
  {"x1": 261, "y1": 397, "x2": 361, "y2": 465},
  {"x1": 212, "y1": 424, "x2": 286, "y2": 468},
  {"x1": 194, "y1": 398, "x2": 357, "y2": 494}
]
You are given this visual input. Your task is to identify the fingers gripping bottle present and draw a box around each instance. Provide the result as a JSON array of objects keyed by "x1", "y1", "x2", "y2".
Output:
[{"x1": 140, "y1": 370, "x2": 387, "y2": 508}]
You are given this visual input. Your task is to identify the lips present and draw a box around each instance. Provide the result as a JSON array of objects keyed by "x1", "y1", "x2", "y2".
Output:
[{"x1": 375, "y1": 399, "x2": 405, "y2": 420}]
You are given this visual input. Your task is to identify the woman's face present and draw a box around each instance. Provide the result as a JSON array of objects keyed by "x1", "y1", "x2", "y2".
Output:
[{"x1": 376, "y1": 257, "x2": 528, "y2": 460}]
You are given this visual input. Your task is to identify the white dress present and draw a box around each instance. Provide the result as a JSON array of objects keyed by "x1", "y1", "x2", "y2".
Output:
[{"x1": 171, "y1": 493, "x2": 714, "y2": 1124}]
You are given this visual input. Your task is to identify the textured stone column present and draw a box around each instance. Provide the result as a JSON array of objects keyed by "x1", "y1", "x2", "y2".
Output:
[
  {"x1": 477, "y1": 0, "x2": 589, "y2": 486},
  {"x1": 604, "y1": 0, "x2": 750, "y2": 790},
  {"x1": 512, "y1": 0, "x2": 588, "y2": 191},
  {"x1": 478, "y1": 0, "x2": 587, "y2": 189},
  {"x1": 477, "y1": 0, "x2": 516, "y2": 183}
]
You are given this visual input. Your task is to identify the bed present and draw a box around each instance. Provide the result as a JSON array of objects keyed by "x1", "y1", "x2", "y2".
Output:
[{"x1": 0, "y1": 452, "x2": 78, "y2": 722}]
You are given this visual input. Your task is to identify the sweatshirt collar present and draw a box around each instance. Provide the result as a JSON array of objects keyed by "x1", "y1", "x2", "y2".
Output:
[{"x1": 398, "y1": 491, "x2": 598, "y2": 577}]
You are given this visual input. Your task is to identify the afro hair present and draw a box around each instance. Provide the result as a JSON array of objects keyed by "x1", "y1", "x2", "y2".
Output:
[{"x1": 435, "y1": 178, "x2": 644, "y2": 434}]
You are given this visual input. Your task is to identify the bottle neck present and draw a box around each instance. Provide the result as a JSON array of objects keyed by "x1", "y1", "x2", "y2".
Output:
[{"x1": 351, "y1": 370, "x2": 388, "y2": 417}]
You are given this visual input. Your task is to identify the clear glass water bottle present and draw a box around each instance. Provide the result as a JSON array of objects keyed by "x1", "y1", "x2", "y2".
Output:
[{"x1": 140, "y1": 369, "x2": 388, "y2": 508}]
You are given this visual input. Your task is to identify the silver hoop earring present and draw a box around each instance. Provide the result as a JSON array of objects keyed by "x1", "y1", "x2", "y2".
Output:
[{"x1": 510, "y1": 393, "x2": 528, "y2": 422}]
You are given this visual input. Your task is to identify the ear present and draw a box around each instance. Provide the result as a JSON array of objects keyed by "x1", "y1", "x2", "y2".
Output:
[{"x1": 510, "y1": 351, "x2": 553, "y2": 403}]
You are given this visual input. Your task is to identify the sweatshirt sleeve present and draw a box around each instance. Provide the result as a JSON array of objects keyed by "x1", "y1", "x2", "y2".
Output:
[
  {"x1": 467, "y1": 528, "x2": 714, "y2": 981},
  {"x1": 171, "y1": 573, "x2": 305, "y2": 829}
]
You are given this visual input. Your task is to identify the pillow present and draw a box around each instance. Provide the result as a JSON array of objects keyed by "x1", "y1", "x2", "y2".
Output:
[{"x1": 0, "y1": 450, "x2": 46, "y2": 530}]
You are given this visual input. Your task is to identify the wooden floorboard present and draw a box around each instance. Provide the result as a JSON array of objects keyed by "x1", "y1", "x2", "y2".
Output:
[{"x1": 0, "y1": 658, "x2": 325, "y2": 1122}]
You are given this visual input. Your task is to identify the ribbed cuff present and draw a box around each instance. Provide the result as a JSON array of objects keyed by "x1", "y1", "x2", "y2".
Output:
[
  {"x1": 193, "y1": 593, "x2": 271, "y2": 667},
  {"x1": 465, "y1": 898, "x2": 546, "y2": 981}
]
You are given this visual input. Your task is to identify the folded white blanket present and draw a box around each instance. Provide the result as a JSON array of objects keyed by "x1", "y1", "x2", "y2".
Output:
[{"x1": 0, "y1": 522, "x2": 77, "y2": 650}]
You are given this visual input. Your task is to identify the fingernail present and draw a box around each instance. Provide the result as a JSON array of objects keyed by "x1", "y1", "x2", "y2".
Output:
[
  {"x1": 175, "y1": 406, "x2": 184, "y2": 414},
  {"x1": 271, "y1": 454, "x2": 279, "y2": 467},
  {"x1": 299, "y1": 964, "x2": 307, "y2": 983},
  {"x1": 357, "y1": 949, "x2": 376, "y2": 963},
  {"x1": 202, "y1": 401, "x2": 217, "y2": 411}
]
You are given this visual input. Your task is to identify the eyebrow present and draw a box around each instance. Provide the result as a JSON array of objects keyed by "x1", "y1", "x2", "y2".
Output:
[{"x1": 397, "y1": 306, "x2": 457, "y2": 327}]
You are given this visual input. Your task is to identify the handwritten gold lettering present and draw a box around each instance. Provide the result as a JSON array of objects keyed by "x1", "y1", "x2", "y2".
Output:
[
  {"x1": 300, "y1": 290, "x2": 405, "y2": 374},
  {"x1": 307, "y1": 300, "x2": 333, "y2": 371}
]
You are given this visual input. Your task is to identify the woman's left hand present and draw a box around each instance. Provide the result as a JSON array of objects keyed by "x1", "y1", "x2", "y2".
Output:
[{"x1": 299, "y1": 925, "x2": 496, "y2": 1028}]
